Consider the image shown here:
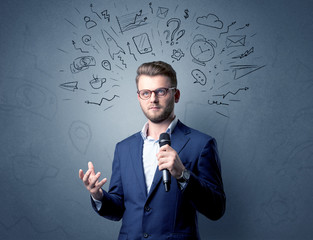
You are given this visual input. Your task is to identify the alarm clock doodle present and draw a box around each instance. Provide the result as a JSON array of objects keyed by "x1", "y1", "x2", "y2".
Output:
[{"x1": 190, "y1": 34, "x2": 217, "y2": 66}]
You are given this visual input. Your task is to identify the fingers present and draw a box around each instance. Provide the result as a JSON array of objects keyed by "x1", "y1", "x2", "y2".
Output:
[
  {"x1": 79, "y1": 169, "x2": 84, "y2": 180},
  {"x1": 79, "y1": 162, "x2": 107, "y2": 197},
  {"x1": 88, "y1": 161, "x2": 96, "y2": 175}
]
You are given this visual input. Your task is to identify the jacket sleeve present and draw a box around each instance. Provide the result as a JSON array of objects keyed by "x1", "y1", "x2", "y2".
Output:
[
  {"x1": 183, "y1": 138, "x2": 226, "y2": 220},
  {"x1": 91, "y1": 143, "x2": 125, "y2": 221}
]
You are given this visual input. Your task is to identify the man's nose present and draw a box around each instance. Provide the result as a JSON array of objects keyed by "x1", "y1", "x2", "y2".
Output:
[{"x1": 150, "y1": 91, "x2": 158, "y2": 102}]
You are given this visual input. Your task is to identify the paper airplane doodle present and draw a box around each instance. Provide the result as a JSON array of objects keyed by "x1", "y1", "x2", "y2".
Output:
[
  {"x1": 59, "y1": 81, "x2": 79, "y2": 91},
  {"x1": 231, "y1": 64, "x2": 266, "y2": 80}
]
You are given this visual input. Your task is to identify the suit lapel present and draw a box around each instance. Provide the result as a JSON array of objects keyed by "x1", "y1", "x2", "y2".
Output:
[
  {"x1": 147, "y1": 121, "x2": 191, "y2": 198},
  {"x1": 129, "y1": 133, "x2": 147, "y2": 198}
]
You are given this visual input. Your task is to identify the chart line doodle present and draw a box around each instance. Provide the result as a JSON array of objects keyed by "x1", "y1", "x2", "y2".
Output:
[
  {"x1": 213, "y1": 87, "x2": 249, "y2": 99},
  {"x1": 85, "y1": 95, "x2": 120, "y2": 105},
  {"x1": 219, "y1": 21, "x2": 236, "y2": 37},
  {"x1": 116, "y1": 10, "x2": 148, "y2": 33}
]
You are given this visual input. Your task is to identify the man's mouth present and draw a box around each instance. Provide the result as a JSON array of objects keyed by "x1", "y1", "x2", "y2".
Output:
[{"x1": 149, "y1": 106, "x2": 161, "y2": 110}]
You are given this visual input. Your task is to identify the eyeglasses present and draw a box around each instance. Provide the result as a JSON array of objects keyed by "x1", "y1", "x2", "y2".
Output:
[{"x1": 137, "y1": 87, "x2": 176, "y2": 100}]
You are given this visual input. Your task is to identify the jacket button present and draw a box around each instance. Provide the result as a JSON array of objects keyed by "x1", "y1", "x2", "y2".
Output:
[
  {"x1": 144, "y1": 206, "x2": 151, "y2": 212},
  {"x1": 143, "y1": 233, "x2": 149, "y2": 238}
]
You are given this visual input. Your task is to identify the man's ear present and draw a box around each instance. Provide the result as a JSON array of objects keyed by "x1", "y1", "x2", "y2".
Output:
[{"x1": 174, "y1": 89, "x2": 180, "y2": 103}]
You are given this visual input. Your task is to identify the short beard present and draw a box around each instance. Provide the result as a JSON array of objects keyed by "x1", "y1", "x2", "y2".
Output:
[{"x1": 142, "y1": 99, "x2": 175, "y2": 123}]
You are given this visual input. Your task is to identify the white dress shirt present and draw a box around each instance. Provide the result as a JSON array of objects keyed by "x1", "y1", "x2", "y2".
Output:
[{"x1": 92, "y1": 117, "x2": 178, "y2": 209}]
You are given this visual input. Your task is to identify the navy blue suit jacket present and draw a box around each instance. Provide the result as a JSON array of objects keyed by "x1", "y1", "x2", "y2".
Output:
[{"x1": 92, "y1": 121, "x2": 226, "y2": 240}]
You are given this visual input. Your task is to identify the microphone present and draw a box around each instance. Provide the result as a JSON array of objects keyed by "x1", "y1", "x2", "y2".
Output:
[{"x1": 159, "y1": 133, "x2": 171, "y2": 192}]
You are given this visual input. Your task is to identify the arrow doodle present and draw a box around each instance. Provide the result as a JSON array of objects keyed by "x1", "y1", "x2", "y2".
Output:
[{"x1": 213, "y1": 87, "x2": 249, "y2": 99}]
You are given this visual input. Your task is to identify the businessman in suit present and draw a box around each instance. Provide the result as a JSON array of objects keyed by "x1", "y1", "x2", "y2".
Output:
[{"x1": 79, "y1": 61, "x2": 226, "y2": 239}]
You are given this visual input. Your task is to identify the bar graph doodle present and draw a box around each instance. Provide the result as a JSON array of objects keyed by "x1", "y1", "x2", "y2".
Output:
[{"x1": 116, "y1": 10, "x2": 148, "y2": 33}]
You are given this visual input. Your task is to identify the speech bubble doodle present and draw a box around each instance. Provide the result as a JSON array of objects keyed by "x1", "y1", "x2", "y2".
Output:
[{"x1": 191, "y1": 69, "x2": 207, "y2": 86}]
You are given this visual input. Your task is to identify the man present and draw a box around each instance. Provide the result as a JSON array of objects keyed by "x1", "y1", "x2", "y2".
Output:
[{"x1": 79, "y1": 61, "x2": 226, "y2": 239}]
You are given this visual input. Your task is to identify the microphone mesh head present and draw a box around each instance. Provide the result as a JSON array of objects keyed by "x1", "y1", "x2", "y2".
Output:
[{"x1": 159, "y1": 133, "x2": 171, "y2": 147}]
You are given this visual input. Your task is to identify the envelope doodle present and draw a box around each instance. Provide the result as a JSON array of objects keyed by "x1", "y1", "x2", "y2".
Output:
[
  {"x1": 226, "y1": 35, "x2": 246, "y2": 48},
  {"x1": 157, "y1": 7, "x2": 169, "y2": 19}
]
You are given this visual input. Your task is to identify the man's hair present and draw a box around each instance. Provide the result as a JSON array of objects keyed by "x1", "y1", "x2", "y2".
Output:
[{"x1": 135, "y1": 61, "x2": 177, "y2": 88}]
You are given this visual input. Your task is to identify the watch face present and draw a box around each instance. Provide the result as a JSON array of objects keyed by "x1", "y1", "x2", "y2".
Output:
[{"x1": 190, "y1": 40, "x2": 215, "y2": 63}]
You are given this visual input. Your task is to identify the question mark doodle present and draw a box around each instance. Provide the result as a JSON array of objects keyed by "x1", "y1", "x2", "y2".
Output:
[
  {"x1": 166, "y1": 18, "x2": 185, "y2": 45},
  {"x1": 163, "y1": 30, "x2": 171, "y2": 44}
]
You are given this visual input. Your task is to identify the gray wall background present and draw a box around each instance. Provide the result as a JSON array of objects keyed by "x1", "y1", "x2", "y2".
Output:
[{"x1": 1, "y1": 0, "x2": 313, "y2": 239}]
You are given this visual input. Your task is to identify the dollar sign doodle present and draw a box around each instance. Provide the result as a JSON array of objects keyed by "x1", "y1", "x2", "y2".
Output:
[{"x1": 184, "y1": 9, "x2": 189, "y2": 19}]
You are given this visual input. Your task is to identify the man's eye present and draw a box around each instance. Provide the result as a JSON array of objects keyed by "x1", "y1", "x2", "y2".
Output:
[
  {"x1": 156, "y1": 89, "x2": 166, "y2": 95},
  {"x1": 142, "y1": 91, "x2": 150, "y2": 96}
]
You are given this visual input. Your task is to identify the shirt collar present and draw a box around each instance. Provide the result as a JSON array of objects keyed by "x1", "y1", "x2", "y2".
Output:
[{"x1": 140, "y1": 116, "x2": 178, "y2": 140}]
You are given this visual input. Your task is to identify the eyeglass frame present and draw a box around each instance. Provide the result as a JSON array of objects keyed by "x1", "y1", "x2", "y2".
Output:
[{"x1": 137, "y1": 87, "x2": 176, "y2": 100}]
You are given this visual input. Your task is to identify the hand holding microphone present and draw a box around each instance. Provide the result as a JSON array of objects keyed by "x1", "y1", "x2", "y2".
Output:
[{"x1": 158, "y1": 133, "x2": 186, "y2": 192}]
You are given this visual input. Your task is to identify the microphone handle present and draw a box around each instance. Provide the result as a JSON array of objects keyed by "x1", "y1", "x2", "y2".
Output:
[{"x1": 163, "y1": 169, "x2": 170, "y2": 192}]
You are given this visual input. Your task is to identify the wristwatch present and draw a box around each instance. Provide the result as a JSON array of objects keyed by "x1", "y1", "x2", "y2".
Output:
[{"x1": 177, "y1": 168, "x2": 190, "y2": 183}]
